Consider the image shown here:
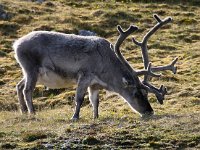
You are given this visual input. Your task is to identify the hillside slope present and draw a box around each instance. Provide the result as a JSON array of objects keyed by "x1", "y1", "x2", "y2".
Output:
[{"x1": 0, "y1": 0, "x2": 199, "y2": 149}]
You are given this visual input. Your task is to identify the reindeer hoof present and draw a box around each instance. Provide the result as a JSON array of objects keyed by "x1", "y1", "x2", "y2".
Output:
[
  {"x1": 71, "y1": 118, "x2": 79, "y2": 122},
  {"x1": 141, "y1": 111, "x2": 154, "y2": 119},
  {"x1": 158, "y1": 100, "x2": 163, "y2": 105},
  {"x1": 71, "y1": 115, "x2": 79, "y2": 121},
  {"x1": 28, "y1": 110, "x2": 36, "y2": 115},
  {"x1": 93, "y1": 115, "x2": 99, "y2": 120},
  {"x1": 20, "y1": 109, "x2": 28, "y2": 114}
]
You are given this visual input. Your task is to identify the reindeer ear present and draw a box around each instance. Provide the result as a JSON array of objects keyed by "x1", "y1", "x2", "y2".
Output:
[{"x1": 122, "y1": 77, "x2": 129, "y2": 88}]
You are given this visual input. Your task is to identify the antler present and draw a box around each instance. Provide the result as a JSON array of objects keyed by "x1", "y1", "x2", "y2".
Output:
[
  {"x1": 132, "y1": 14, "x2": 177, "y2": 104},
  {"x1": 113, "y1": 25, "x2": 162, "y2": 78},
  {"x1": 113, "y1": 25, "x2": 138, "y2": 75},
  {"x1": 151, "y1": 57, "x2": 178, "y2": 74}
]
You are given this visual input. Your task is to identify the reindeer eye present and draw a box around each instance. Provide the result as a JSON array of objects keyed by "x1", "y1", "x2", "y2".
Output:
[
  {"x1": 141, "y1": 89, "x2": 148, "y2": 95},
  {"x1": 122, "y1": 77, "x2": 137, "y2": 89},
  {"x1": 122, "y1": 77, "x2": 129, "y2": 88}
]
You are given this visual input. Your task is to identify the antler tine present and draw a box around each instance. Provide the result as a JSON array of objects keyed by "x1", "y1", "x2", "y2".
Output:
[
  {"x1": 114, "y1": 25, "x2": 138, "y2": 74},
  {"x1": 141, "y1": 83, "x2": 165, "y2": 104},
  {"x1": 117, "y1": 25, "x2": 139, "y2": 36},
  {"x1": 154, "y1": 14, "x2": 172, "y2": 23},
  {"x1": 147, "y1": 63, "x2": 161, "y2": 77},
  {"x1": 142, "y1": 82, "x2": 167, "y2": 104},
  {"x1": 132, "y1": 37, "x2": 142, "y2": 46},
  {"x1": 151, "y1": 57, "x2": 178, "y2": 74},
  {"x1": 159, "y1": 85, "x2": 167, "y2": 95},
  {"x1": 136, "y1": 62, "x2": 161, "y2": 77},
  {"x1": 143, "y1": 14, "x2": 173, "y2": 45},
  {"x1": 153, "y1": 14, "x2": 162, "y2": 22}
]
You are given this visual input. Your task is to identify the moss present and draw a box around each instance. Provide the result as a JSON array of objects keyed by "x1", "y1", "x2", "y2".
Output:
[
  {"x1": 0, "y1": 80, "x2": 6, "y2": 85},
  {"x1": 0, "y1": 131, "x2": 6, "y2": 138},
  {"x1": 13, "y1": 15, "x2": 33, "y2": 24},
  {"x1": 190, "y1": 35, "x2": 200, "y2": 41},
  {"x1": 33, "y1": 25, "x2": 54, "y2": 31},
  {"x1": 149, "y1": 43, "x2": 176, "y2": 50},
  {"x1": 22, "y1": 132, "x2": 48, "y2": 142},
  {"x1": 1, "y1": 143, "x2": 17, "y2": 149},
  {"x1": 115, "y1": 140, "x2": 133, "y2": 146},
  {"x1": 149, "y1": 141, "x2": 163, "y2": 148},
  {"x1": 178, "y1": 18, "x2": 198, "y2": 25},
  {"x1": 44, "y1": 2, "x2": 55, "y2": 7},
  {"x1": 27, "y1": 144, "x2": 46, "y2": 150},
  {"x1": 0, "y1": 51, "x2": 7, "y2": 57},
  {"x1": 17, "y1": 8, "x2": 32, "y2": 14},
  {"x1": 82, "y1": 136, "x2": 100, "y2": 145},
  {"x1": 65, "y1": 128, "x2": 71, "y2": 133},
  {"x1": 0, "y1": 22, "x2": 19, "y2": 35}
]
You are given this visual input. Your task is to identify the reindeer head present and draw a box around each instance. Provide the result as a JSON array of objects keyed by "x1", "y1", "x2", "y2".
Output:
[{"x1": 121, "y1": 75, "x2": 154, "y2": 117}]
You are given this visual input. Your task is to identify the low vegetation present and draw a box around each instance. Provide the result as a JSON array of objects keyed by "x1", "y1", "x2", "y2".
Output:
[{"x1": 0, "y1": 0, "x2": 199, "y2": 149}]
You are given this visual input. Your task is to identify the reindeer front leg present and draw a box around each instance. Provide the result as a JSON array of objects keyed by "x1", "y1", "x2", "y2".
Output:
[
  {"x1": 88, "y1": 86, "x2": 99, "y2": 119},
  {"x1": 72, "y1": 73, "x2": 91, "y2": 120}
]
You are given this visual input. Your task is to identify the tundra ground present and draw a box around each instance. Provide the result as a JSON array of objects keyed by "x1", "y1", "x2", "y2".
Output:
[{"x1": 0, "y1": 0, "x2": 200, "y2": 149}]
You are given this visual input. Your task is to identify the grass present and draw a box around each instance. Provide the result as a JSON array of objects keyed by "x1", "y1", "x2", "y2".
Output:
[{"x1": 0, "y1": 0, "x2": 200, "y2": 149}]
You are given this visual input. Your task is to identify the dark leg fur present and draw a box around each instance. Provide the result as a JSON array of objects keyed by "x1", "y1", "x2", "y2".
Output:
[
  {"x1": 16, "y1": 78, "x2": 28, "y2": 113},
  {"x1": 23, "y1": 72, "x2": 38, "y2": 114},
  {"x1": 72, "y1": 73, "x2": 91, "y2": 120}
]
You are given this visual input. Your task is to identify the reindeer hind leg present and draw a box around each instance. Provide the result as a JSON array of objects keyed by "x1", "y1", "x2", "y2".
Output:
[
  {"x1": 16, "y1": 78, "x2": 28, "y2": 113},
  {"x1": 23, "y1": 70, "x2": 38, "y2": 114},
  {"x1": 16, "y1": 49, "x2": 40, "y2": 114}
]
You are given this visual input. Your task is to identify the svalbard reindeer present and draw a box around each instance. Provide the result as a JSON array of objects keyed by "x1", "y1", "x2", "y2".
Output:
[{"x1": 14, "y1": 15, "x2": 177, "y2": 119}]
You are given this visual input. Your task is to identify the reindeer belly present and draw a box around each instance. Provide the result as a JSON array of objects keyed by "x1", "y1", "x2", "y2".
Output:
[{"x1": 37, "y1": 67, "x2": 76, "y2": 89}]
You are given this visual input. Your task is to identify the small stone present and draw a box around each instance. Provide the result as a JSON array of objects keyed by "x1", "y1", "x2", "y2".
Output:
[
  {"x1": 0, "y1": 5, "x2": 10, "y2": 20},
  {"x1": 1, "y1": 13, "x2": 7, "y2": 19},
  {"x1": 43, "y1": 143, "x2": 54, "y2": 149},
  {"x1": 79, "y1": 30, "x2": 96, "y2": 36},
  {"x1": 36, "y1": 0, "x2": 45, "y2": 4}
]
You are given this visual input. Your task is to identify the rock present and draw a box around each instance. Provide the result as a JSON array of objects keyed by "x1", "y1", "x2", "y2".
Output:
[
  {"x1": 36, "y1": 0, "x2": 45, "y2": 4},
  {"x1": 0, "y1": 4, "x2": 10, "y2": 20},
  {"x1": 27, "y1": 0, "x2": 45, "y2": 3},
  {"x1": 78, "y1": 30, "x2": 96, "y2": 36},
  {"x1": 43, "y1": 143, "x2": 54, "y2": 149}
]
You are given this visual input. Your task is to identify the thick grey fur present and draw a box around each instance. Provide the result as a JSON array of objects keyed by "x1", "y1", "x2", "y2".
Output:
[{"x1": 14, "y1": 31, "x2": 153, "y2": 119}]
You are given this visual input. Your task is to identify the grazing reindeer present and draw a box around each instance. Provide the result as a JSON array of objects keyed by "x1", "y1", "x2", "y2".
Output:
[{"x1": 14, "y1": 14, "x2": 177, "y2": 119}]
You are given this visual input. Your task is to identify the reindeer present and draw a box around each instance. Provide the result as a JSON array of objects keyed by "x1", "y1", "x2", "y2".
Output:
[{"x1": 14, "y1": 14, "x2": 177, "y2": 119}]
